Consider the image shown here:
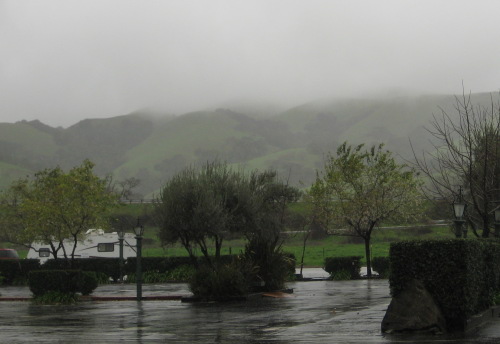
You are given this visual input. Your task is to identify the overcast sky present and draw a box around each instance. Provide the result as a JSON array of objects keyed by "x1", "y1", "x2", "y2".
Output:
[{"x1": 1, "y1": 1, "x2": 500, "y2": 127}]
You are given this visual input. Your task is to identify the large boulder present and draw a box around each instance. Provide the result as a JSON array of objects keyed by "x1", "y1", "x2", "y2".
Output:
[{"x1": 381, "y1": 279, "x2": 446, "y2": 334}]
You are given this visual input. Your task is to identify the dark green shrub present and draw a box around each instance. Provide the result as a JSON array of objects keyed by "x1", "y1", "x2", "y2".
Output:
[
  {"x1": 79, "y1": 271, "x2": 99, "y2": 295},
  {"x1": 125, "y1": 257, "x2": 193, "y2": 275},
  {"x1": 0, "y1": 259, "x2": 40, "y2": 285},
  {"x1": 242, "y1": 239, "x2": 296, "y2": 292},
  {"x1": 141, "y1": 265, "x2": 196, "y2": 283},
  {"x1": 389, "y1": 239, "x2": 500, "y2": 331},
  {"x1": 324, "y1": 256, "x2": 362, "y2": 280},
  {"x1": 32, "y1": 291, "x2": 79, "y2": 305},
  {"x1": 372, "y1": 257, "x2": 390, "y2": 278},
  {"x1": 0, "y1": 260, "x2": 21, "y2": 285},
  {"x1": 167, "y1": 265, "x2": 195, "y2": 281},
  {"x1": 28, "y1": 270, "x2": 82, "y2": 297},
  {"x1": 28, "y1": 269, "x2": 98, "y2": 297},
  {"x1": 330, "y1": 269, "x2": 351, "y2": 280},
  {"x1": 189, "y1": 263, "x2": 249, "y2": 301},
  {"x1": 43, "y1": 258, "x2": 120, "y2": 282}
]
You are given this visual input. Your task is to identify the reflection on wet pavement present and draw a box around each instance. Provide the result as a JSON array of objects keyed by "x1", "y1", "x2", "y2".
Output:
[{"x1": 0, "y1": 271, "x2": 499, "y2": 343}]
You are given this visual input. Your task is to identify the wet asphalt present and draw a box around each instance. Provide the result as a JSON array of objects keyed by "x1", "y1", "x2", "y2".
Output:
[{"x1": 0, "y1": 269, "x2": 500, "y2": 343}]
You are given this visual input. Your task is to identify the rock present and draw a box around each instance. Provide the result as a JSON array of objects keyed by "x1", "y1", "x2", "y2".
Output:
[{"x1": 381, "y1": 279, "x2": 446, "y2": 334}]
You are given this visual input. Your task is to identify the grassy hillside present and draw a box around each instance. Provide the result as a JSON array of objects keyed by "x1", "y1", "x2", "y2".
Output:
[{"x1": 1, "y1": 92, "x2": 499, "y2": 196}]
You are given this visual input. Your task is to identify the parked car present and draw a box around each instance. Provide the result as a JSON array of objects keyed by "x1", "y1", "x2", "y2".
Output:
[{"x1": 0, "y1": 248, "x2": 19, "y2": 259}]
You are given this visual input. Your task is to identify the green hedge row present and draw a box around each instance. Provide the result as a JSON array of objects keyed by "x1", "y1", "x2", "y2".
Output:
[
  {"x1": 28, "y1": 270, "x2": 98, "y2": 296},
  {"x1": 0, "y1": 255, "x2": 243, "y2": 285},
  {"x1": 371, "y1": 257, "x2": 390, "y2": 278},
  {"x1": 324, "y1": 256, "x2": 362, "y2": 280},
  {"x1": 0, "y1": 260, "x2": 41, "y2": 285},
  {"x1": 389, "y1": 239, "x2": 500, "y2": 331},
  {"x1": 43, "y1": 258, "x2": 122, "y2": 282}
]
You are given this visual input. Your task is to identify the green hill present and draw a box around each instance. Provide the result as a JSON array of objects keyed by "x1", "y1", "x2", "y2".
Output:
[{"x1": 1, "y1": 92, "x2": 498, "y2": 197}]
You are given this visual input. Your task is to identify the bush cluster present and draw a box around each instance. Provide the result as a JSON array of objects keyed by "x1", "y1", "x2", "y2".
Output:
[
  {"x1": 371, "y1": 257, "x2": 390, "y2": 278},
  {"x1": 43, "y1": 258, "x2": 121, "y2": 282},
  {"x1": 0, "y1": 259, "x2": 40, "y2": 285},
  {"x1": 189, "y1": 263, "x2": 249, "y2": 301},
  {"x1": 125, "y1": 256, "x2": 194, "y2": 275},
  {"x1": 28, "y1": 270, "x2": 98, "y2": 297},
  {"x1": 324, "y1": 256, "x2": 362, "y2": 280},
  {"x1": 389, "y1": 239, "x2": 500, "y2": 331}
]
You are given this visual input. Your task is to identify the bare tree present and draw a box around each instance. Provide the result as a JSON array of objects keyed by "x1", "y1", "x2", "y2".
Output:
[{"x1": 412, "y1": 91, "x2": 500, "y2": 237}]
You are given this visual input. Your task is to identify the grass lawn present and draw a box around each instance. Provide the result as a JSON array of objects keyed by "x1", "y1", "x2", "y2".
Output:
[
  {"x1": 7, "y1": 224, "x2": 453, "y2": 267},
  {"x1": 142, "y1": 224, "x2": 453, "y2": 267}
]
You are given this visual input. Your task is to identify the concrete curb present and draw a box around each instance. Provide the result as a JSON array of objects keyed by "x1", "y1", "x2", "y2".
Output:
[{"x1": 0, "y1": 295, "x2": 186, "y2": 302}]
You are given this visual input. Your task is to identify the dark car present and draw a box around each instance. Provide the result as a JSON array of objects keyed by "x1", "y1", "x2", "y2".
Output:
[{"x1": 0, "y1": 249, "x2": 19, "y2": 259}]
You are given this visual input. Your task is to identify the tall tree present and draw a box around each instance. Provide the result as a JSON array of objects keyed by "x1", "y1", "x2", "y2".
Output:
[
  {"x1": 154, "y1": 161, "x2": 301, "y2": 289},
  {"x1": 155, "y1": 161, "x2": 249, "y2": 267},
  {"x1": 310, "y1": 142, "x2": 423, "y2": 277},
  {"x1": 242, "y1": 170, "x2": 301, "y2": 290},
  {"x1": 0, "y1": 160, "x2": 118, "y2": 263},
  {"x1": 413, "y1": 92, "x2": 500, "y2": 237}
]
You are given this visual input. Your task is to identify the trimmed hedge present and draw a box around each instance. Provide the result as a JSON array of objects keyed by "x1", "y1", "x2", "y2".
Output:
[
  {"x1": 389, "y1": 239, "x2": 500, "y2": 331},
  {"x1": 371, "y1": 257, "x2": 390, "y2": 278},
  {"x1": 125, "y1": 256, "x2": 193, "y2": 275},
  {"x1": 324, "y1": 256, "x2": 362, "y2": 280},
  {"x1": 43, "y1": 258, "x2": 121, "y2": 282},
  {"x1": 0, "y1": 259, "x2": 40, "y2": 285},
  {"x1": 28, "y1": 270, "x2": 98, "y2": 296}
]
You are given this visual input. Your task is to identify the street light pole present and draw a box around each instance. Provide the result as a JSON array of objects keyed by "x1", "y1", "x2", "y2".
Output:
[
  {"x1": 118, "y1": 229, "x2": 125, "y2": 283},
  {"x1": 133, "y1": 218, "x2": 145, "y2": 301}
]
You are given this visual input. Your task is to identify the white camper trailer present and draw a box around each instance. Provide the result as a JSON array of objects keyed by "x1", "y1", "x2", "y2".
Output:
[{"x1": 27, "y1": 229, "x2": 137, "y2": 264}]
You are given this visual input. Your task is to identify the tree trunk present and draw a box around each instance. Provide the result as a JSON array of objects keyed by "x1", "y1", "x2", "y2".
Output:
[{"x1": 364, "y1": 237, "x2": 372, "y2": 278}]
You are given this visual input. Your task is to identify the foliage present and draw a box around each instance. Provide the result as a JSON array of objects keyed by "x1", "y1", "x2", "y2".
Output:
[
  {"x1": 330, "y1": 269, "x2": 352, "y2": 280},
  {"x1": 32, "y1": 290, "x2": 79, "y2": 305},
  {"x1": 0, "y1": 259, "x2": 40, "y2": 285},
  {"x1": 79, "y1": 271, "x2": 99, "y2": 295},
  {"x1": 44, "y1": 258, "x2": 121, "y2": 282},
  {"x1": 413, "y1": 91, "x2": 500, "y2": 237},
  {"x1": 28, "y1": 270, "x2": 83, "y2": 296},
  {"x1": 28, "y1": 269, "x2": 98, "y2": 297},
  {"x1": 371, "y1": 256, "x2": 390, "y2": 278},
  {"x1": 324, "y1": 256, "x2": 362, "y2": 280},
  {"x1": 155, "y1": 161, "x2": 252, "y2": 267},
  {"x1": 125, "y1": 256, "x2": 194, "y2": 274},
  {"x1": 140, "y1": 265, "x2": 196, "y2": 283},
  {"x1": 309, "y1": 142, "x2": 423, "y2": 277},
  {"x1": 189, "y1": 263, "x2": 249, "y2": 301},
  {"x1": 0, "y1": 160, "x2": 119, "y2": 262},
  {"x1": 389, "y1": 239, "x2": 500, "y2": 331},
  {"x1": 156, "y1": 161, "x2": 301, "y2": 291},
  {"x1": 240, "y1": 170, "x2": 301, "y2": 290}
]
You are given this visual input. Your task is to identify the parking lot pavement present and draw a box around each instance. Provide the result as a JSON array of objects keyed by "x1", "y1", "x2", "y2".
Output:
[{"x1": 1, "y1": 274, "x2": 500, "y2": 343}]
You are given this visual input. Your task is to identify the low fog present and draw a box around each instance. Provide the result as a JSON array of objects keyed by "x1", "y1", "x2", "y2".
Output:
[{"x1": 1, "y1": 1, "x2": 500, "y2": 127}]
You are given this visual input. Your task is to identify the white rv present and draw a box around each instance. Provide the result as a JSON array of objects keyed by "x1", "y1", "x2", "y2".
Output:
[{"x1": 27, "y1": 229, "x2": 137, "y2": 264}]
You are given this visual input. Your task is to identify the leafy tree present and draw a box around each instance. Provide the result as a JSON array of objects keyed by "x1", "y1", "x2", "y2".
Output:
[
  {"x1": 155, "y1": 161, "x2": 301, "y2": 290},
  {"x1": 413, "y1": 91, "x2": 500, "y2": 237},
  {"x1": 309, "y1": 142, "x2": 423, "y2": 277},
  {"x1": 155, "y1": 161, "x2": 249, "y2": 267},
  {"x1": 0, "y1": 160, "x2": 118, "y2": 263},
  {"x1": 242, "y1": 170, "x2": 301, "y2": 290}
]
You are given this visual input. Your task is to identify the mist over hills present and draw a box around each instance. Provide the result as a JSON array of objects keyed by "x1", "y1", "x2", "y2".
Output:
[{"x1": 1, "y1": 92, "x2": 498, "y2": 196}]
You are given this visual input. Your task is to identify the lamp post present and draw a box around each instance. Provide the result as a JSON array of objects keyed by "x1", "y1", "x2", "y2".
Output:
[
  {"x1": 118, "y1": 228, "x2": 125, "y2": 283},
  {"x1": 453, "y1": 188, "x2": 467, "y2": 238},
  {"x1": 494, "y1": 208, "x2": 500, "y2": 238},
  {"x1": 133, "y1": 218, "x2": 145, "y2": 301}
]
